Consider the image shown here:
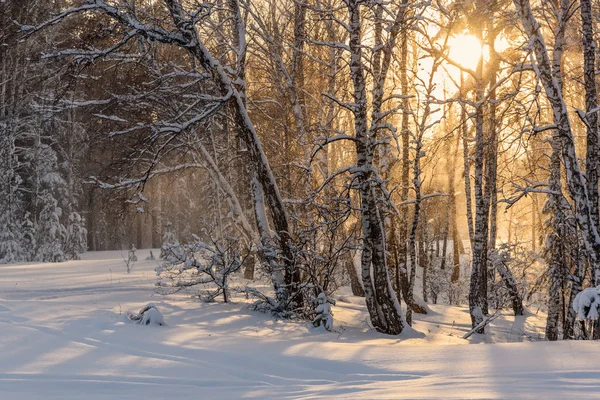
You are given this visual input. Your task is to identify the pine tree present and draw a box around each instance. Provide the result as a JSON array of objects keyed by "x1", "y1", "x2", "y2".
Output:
[
  {"x1": 0, "y1": 135, "x2": 25, "y2": 263},
  {"x1": 64, "y1": 212, "x2": 87, "y2": 260},
  {"x1": 160, "y1": 222, "x2": 179, "y2": 260},
  {"x1": 35, "y1": 193, "x2": 67, "y2": 262}
]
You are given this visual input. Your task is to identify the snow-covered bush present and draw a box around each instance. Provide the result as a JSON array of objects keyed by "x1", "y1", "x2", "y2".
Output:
[
  {"x1": 129, "y1": 245, "x2": 138, "y2": 262},
  {"x1": 427, "y1": 265, "x2": 451, "y2": 305},
  {"x1": 124, "y1": 244, "x2": 137, "y2": 273},
  {"x1": 573, "y1": 287, "x2": 600, "y2": 321},
  {"x1": 156, "y1": 233, "x2": 248, "y2": 303},
  {"x1": 127, "y1": 303, "x2": 165, "y2": 326},
  {"x1": 312, "y1": 292, "x2": 336, "y2": 331}
]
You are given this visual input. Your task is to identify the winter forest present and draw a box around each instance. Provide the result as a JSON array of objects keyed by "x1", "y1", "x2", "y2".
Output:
[{"x1": 3, "y1": 0, "x2": 600, "y2": 397}]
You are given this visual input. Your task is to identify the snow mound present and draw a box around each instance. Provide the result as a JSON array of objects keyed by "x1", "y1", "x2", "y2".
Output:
[
  {"x1": 573, "y1": 287, "x2": 600, "y2": 321},
  {"x1": 127, "y1": 303, "x2": 165, "y2": 326}
]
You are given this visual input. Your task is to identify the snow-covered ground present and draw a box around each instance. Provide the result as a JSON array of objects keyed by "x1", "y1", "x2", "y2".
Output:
[{"x1": 1, "y1": 250, "x2": 599, "y2": 399}]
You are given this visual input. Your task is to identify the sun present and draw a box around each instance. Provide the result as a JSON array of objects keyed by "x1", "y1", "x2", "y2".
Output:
[{"x1": 447, "y1": 34, "x2": 483, "y2": 71}]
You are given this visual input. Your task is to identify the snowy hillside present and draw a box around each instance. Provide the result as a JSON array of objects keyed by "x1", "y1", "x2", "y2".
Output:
[{"x1": 1, "y1": 250, "x2": 599, "y2": 399}]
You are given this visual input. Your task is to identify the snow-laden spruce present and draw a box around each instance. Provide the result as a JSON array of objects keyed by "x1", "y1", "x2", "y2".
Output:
[
  {"x1": 35, "y1": 193, "x2": 67, "y2": 263},
  {"x1": 64, "y1": 212, "x2": 87, "y2": 261},
  {"x1": 160, "y1": 222, "x2": 178, "y2": 260},
  {"x1": 312, "y1": 292, "x2": 336, "y2": 331}
]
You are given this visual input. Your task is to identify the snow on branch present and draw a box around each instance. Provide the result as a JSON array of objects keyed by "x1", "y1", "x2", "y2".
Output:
[
  {"x1": 87, "y1": 163, "x2": 205, "y2": 190},
  {"x1": 502, "y1": 180, "x2": 558, "y2": 209}
]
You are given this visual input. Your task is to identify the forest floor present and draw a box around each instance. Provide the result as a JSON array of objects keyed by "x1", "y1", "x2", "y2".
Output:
[{"x1": 1, "y1": 250, "x2": 599, "y2": 399}]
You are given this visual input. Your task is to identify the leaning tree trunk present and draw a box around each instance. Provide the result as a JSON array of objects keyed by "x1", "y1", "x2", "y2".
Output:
[
  {"x1": 494, "y1": 259, "x2": 524, "y2": 316},
  {"x1": 346, "y1": 252, "x2": 365, "y2": 297},
  {"x1": 164, "y1": 0, "x2": 303, "y2": 306}
]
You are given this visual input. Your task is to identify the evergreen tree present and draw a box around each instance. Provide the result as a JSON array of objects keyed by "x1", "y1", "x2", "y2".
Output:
[
  {"x1": 0, "y1": 123, "x2": 26, "y2": 263},
  {"x1": 64, "y1": 212, "x2": 88, "y2": 260},
  {"x1": 35, "y1": 193, "x2": 67, "y2": 262}
]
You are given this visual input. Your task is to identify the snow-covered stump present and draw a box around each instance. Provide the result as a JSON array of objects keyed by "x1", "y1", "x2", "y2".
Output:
[{"x1": 127, "y1": 304, "x2": 165, "y2": 326}]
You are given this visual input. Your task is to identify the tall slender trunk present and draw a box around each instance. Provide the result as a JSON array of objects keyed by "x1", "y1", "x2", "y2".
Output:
[
  {"x1": 451, "y1": 119, "x2": 462, "y2": 282},
  {"x1": 419, "y1": 225, "x2": 429, "y2": 303},
  {"x1": 469, "y1": 29, "x2": 489, "y2": 331},
  {"x1": 545, "y1": 0, "x2": 568, "y2": 340},
  {"x1": 581, "y1": 0, "x2": 600, "y2": 339},
  {"x1": 347, "y1": 0, "x2": 404, "y2": 334},
  {"x1": 532, "y1": 195, "x2": 537, "y2": 252},
  {"x1": 441, "y1": 127, "x2": 453, "y2": 271},
  {"x1": 582, "y1": 0, "x2": 599, "y2": 244},
  {"x1": 564, "y1": 238, "x2": 586, "y2": 339},
  {"x1": 545, "y1": 138, "x2": 566, "y2": 340},
  {"x1": 398, "y1": 8, "x2": 411, "y2": 304},
  {"x1": 486, "y1": 41, "x2": 499, "y2": 256},
  {"x1": 461, "y1": 74, "x2": 475, "y2": 246},
  {"x1": 407, "y1": 144, "x2": 426, "y2": 324},
  {"x1": 513, "y1": 0, "x2": 600, "y2": 288}
]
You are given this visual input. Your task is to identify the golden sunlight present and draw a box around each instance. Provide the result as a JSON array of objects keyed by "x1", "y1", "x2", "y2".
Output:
[{"x1": 447, "y1": 34, "x2": 483, "y2": 71}]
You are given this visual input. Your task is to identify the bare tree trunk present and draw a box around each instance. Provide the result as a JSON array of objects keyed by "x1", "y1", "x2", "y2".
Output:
[
  {"x1": 398, "y1": 9, "x2": 411, "y2": 304},
  {"x1": 461, "y1": 75, "x2": 475, "y2": 246},
  {"x1": 419, "y1": 219, "x2": 429, "y2": 303},
  {"x1": 582, "y1": 0, "x2": 599, "y2": 248},
  {"x1": 544, "y1": 0, "x2": 569, "y2": 340},
  {"x1": 346, "y1": 252, "x2": 365, "y2": 297},
  {"x1": 441, "y1": 129, "x2": 453, "y2": 272},
  {"x1": 347, "y1": 0, "x2": 404, "y2": 334},
  {"x1": 469, "y1": 32, "x2": 490, "y2": 331},
  {"x1": 451, "y1": 119, "x2": 462, "y2": 282},
  {"x1": 406, "y1": 137, "x2": 428, "y2": 325},
  {"x1": 564, "y1": 240, "x2": 586, "y2": 339},
  {"x1": 513, "y1": 0, "x2": 600, "y2": 288},
  {"x1": 531, "y1": 195, "x2": 538, "y2": 252},
  {"x1": 545, "y1": 139, "x2": 566, "y2": 340},
  {"x1": 163, "y1": 0, "x2": 303, "y2": 305},
  {"x1": 581, "y1": 0, "x2": 600, "y2": 339}
]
